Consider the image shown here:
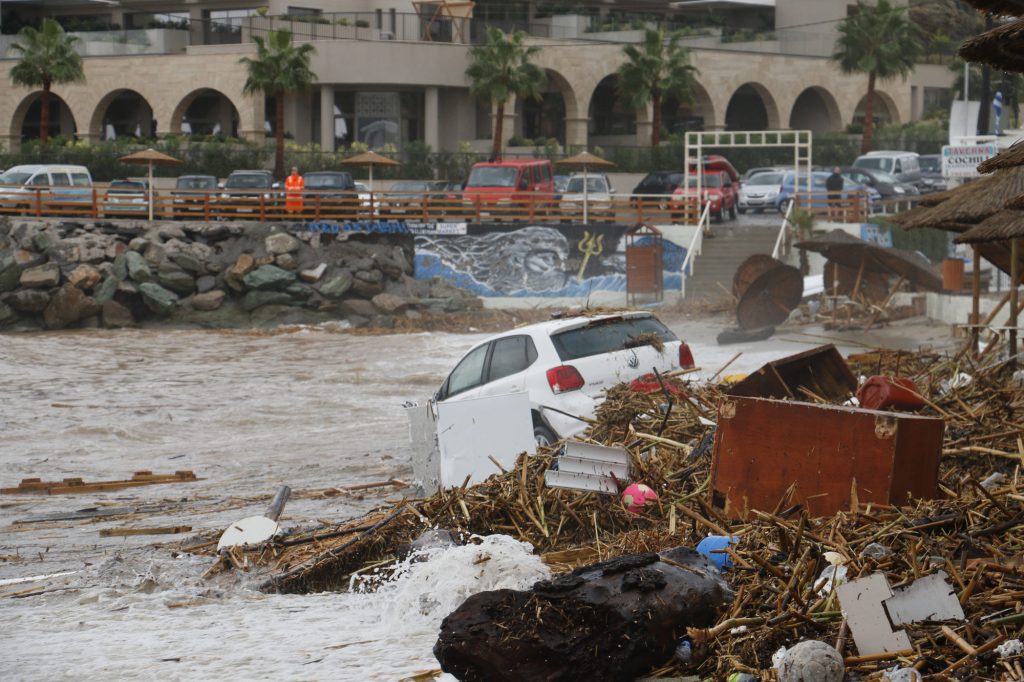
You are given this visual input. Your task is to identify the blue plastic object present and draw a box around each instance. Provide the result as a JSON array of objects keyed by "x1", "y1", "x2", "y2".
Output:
[{"x1": 696, "y1": 535, "x2": 739, "y2": 569}]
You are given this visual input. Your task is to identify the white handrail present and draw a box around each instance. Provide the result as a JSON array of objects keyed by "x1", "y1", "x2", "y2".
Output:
[
  {"x1": 772, "y1": 199, "x2": 794, "y2": 260},
  {"x1": 680, "y1": 201, "x2": 712, "y2": 298}
]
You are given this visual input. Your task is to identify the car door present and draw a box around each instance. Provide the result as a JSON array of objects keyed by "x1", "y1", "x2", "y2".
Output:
[
  {"x1": 477, "y1": 335, "x2": 537, "y2": 398},
  {"x1": 437, "y1": 341, "x2": 491, "y2": 404}
]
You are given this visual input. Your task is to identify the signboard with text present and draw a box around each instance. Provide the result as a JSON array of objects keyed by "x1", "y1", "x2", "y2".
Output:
[{"x1": 941, "y1": 144, "x2": 998, "y2": 179}]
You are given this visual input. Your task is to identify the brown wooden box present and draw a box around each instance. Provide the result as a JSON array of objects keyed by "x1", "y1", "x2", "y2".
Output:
[
  {"x1": 726, "y1": 344, "x2": 857, "y2": 403},
  {"x1": 710, "y1": 396, "x2": 944, "y2": 518}
]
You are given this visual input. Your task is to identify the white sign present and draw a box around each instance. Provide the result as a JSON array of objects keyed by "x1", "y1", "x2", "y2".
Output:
[{"x1": 941, "y1": 144, "x2": 998, "y2": 179}]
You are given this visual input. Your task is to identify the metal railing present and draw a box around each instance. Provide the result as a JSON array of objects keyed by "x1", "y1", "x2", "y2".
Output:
[
  {"x1": 0, "y1": 187, "x2": 702, "y2": 226},
  {"x1": 680, "y1": 201, "x2": 712, "y2": 299},
  {"x1": 0, "y1": 28, "x2": 190, "y2": 59},
  {"x1": 793, "y1": 191, "x2": 871, "y2": 224}
]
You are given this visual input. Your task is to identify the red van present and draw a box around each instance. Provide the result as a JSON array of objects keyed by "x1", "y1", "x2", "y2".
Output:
[{"x1": 462, "y1": 159, "x2": 555, "y2": 212}]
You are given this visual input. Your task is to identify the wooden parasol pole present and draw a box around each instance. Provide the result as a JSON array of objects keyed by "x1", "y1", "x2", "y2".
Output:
[
  {"x1": 1011, "y1": 238, "x2": 1020, "y2": 368},
  {"x1": 971, "y1": 245, "x2": 981, "y2": 356}
]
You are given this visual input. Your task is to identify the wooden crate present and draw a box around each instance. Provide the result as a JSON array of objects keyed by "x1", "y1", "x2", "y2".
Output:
[
  {"x1": 726, "y1": 344, "x2": 857, "y2": 403},
  {"x1": 710, "y1": 396, "x2": 944, "y2": 517}
]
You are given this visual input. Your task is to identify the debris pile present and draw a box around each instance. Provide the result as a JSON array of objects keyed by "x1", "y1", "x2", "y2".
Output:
[{"x1": 186, "y1": 347, "x2": 1024, "y2": 680}]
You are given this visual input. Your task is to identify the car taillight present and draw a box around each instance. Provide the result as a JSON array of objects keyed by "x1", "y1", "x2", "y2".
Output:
[
  {"x1": 679, "y1": 343, "x2": 695, "y2": 369},
  {"x1": 546, "y1": 365, "x2": 585, "y2": 393}
]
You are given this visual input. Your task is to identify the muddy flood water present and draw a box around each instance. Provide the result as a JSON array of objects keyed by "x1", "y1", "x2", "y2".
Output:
[{"x1": 0, "y1": 317, "x2": 954, "y2": 680}]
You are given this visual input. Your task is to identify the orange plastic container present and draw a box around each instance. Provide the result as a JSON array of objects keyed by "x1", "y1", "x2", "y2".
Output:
[
  {"x1": 857, "y1": 376, "x2": 926, "y2": 411},
  {"x1": 942, "y1": 258, "x2": 965, "y2": 292}
]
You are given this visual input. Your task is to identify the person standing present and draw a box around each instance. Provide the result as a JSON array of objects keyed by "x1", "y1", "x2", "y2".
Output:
[
  {"x1": 285, "y1": 166, "x2": 305, "y2": 213},
  {"x1": 825, "y1": 167, "x2": 844, "y2": 220}
]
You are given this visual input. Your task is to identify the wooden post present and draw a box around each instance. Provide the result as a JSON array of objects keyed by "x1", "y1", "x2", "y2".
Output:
[
  {"x1": 971, "y1": 245, "x2": 981, "y2": 356},
  {"x1": 851, "y1": 252, "x2": 867, "y2": 304},
  {"x1": 1011, "y1": 238, "x2": 1020, "y2": 368}
]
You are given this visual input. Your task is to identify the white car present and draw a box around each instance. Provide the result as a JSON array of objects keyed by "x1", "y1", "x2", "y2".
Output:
[
  {"x1": 434, "y1": 311, "x2": 694, "y2": 445},
  {"x1": 559, "y1": 174, "x2": 614, "y2": 219},
  {"x1": 738, "y1": 170, "x2": 784, "y2": 214}
]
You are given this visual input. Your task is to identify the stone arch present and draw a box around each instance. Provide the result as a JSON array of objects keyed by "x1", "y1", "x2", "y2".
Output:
[
  {"x1": 516, "y1": 68, "x2": 578, "y2": 145},
  {"x1": 788, "y1": 86, "x2": 842, "y2": 133},
  {"x1": 661, "y1": 81, "x2": 715, "y2": 136},
  {"x1": 10, "y1": 91, "x2": 78, "y2": 141},
  {"x1": 853, "y1": 89, "x2": 901, "y2": 127},
  {"x1": 89, "y1": 89, "x2": 156, "y2": 140},
  {"x1": 724, "y1": 82, "x2": 780, "y2": 131},
  {"x1": 170, "y1": 88, "x2": 242, "y2": 137},
  {"x1": 587, "y1": 74, "x2": 636, "y2": 142}
]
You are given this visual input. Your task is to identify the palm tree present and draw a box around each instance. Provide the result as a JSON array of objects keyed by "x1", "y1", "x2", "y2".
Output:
[
  {"x1": 466, "y1": 28, "x2": 546, "y2": 158},
  {"x1": 240, "y1": 29, "x2": 316, "y2": 178},
  {"x1": 617, "y1": 29, "x2": 699, "y2": 147},
  {"x1": 10, "y1": 18, "x2": 85, "y2": 146},
  {"x1": 833, "y1": 0, "x2": 919, "y2": 154}
]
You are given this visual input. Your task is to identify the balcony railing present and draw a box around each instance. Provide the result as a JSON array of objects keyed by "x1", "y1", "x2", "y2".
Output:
[{"x1": 0, "y1": 28, "x2": 189, "y2": 59}]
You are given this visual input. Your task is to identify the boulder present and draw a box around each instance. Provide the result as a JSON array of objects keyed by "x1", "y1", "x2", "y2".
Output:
[
  {"x1": 285, "y1": 282, "x2": 313, "y2": 299},
  {"x1": 435, "y1": 548, "x2": 733, "y2": 682},
  {"x1": 32, "y1": 231, "x2": 56, "y2": 252},
  {"x1": 171, "y1": 252, "x2": 204, "y2": 274},
  {"x1": 157, "y1": 262, "x2": 196, "y2": 296},
  {"x1": 0, "y1": 301, "x2": 15, "y2": 326},
  {"x1": 372, "y1": 292, "x2": 408, "y2": 315},
  {"x1": 68, "y1": 264, "x2": 102, "y2": 290},
  {"x1": 351, "y1": 277, "x2": 384, "y2": 299},
  {"x1": 0, "y1": 256, "x2": 21, "y2": 292},
  {"x1": 128, "y1": 237, "x2": 150, "y2": 252},
  {"x1": 369, "y1": 314, "x2": 395, "y2": 329},
  {"x1": 191, "y1": 290, "x2": 226, "y2": 311},
  {"x1": 318, "y1": 272, "x2": 353, "y2": 299},
  {"x1": 265, "y1": 232, "x2": 301, "y2": 255},
  {"x1": 354, "y1": 268, "x2": 383, "y2": 284},
  {"x1": 93, "y1": 276, "x2": 119, "y2": 305},
  {"x1": 100, "y1": 300, "x2": 135, "y2": 328},
  {"x1": 243, "y1": 264, "x2": 296, "y2": 291},
  {"x1": 339, "y1": 298, "x2": 378, "y2": 318},
  {"x1": 195, "y1": 275, "x2": 217, "y2": 294},
  {"x1": 14, "y1": 249, "x2": 45, "y2": 267},
  {"x1": 138, "y1": 282, "x2": 179, "y2": 315},
  {"x1": 142, "y1": 242, "x2": 166, "y2": 266},
  {"x1": 226, "y1": 253, "x2": 255, "y2": 289},
  {"x1": 241, "y1": 290, "x2": 293, "y2": 312},
  {"x1": 43, "y1": 284, "x2": 99, "y2": 330},
  {"x1": 275, "y1": 253, "x2": 298, "y2": 271},
  {"x1": 20, "y1": 263, "x2": 60, "y2": 289},
  {"x1": 125, "y1": 251, "x2": 152, "y2": 283},
  {"x1": 8, "y1": 289, "x2": 51, "y2": 313},
  {"x1": 111, "y1": 252, "x2": 128, "y2": 280},
  {"x1": 299, "y1": 263, "x2": 327, "y2": 283}
]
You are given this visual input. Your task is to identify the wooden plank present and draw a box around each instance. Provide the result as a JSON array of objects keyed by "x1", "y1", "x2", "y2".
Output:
[
  {"x1": 99, "y1": 526, "x2": 193, "y2": 537},
  {"x1": 2, "y1": 470, "x2": 200, "y2": 495}
]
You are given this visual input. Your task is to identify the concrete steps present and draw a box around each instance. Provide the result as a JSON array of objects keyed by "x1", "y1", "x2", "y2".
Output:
[{"x1": 685, "y1": 221, "x2": 782, "y2": 302}]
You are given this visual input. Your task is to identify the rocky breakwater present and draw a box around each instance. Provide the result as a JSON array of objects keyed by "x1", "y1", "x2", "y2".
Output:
[{"x1": 0, "y1": 218, "x2": 480, "y2": 331}]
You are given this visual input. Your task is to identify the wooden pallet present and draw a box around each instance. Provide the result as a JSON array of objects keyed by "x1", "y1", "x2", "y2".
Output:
[{"x1": 1, "y1": 470, "x2": 200, "y2": 495}]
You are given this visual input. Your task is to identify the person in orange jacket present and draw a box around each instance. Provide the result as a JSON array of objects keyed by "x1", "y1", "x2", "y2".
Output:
[{"x1": 285, "y1": 166, "x2": 304, "y2": 213}]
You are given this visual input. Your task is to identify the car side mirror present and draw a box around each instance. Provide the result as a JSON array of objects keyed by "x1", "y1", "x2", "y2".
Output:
[
  {"x1": 272, "y1": 182, "x2": 281, "y2": 189},
  {"x1": 217, "y1": 182, "x2": 225, "y2": 189},
  {"x1": 609, "y1": 188, "x2": 616, "y2": 194}
]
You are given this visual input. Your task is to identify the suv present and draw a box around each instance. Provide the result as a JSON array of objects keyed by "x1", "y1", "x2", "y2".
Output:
[
  {"x1": 172, "y1": 174, "x2": 218, "y2": 215},
  {"x1": 673, "y1": 170, "x2": 738, "y2": 221},
  {"x1": 220, "y1": 170, "x2": 277, "y2": 213},
  {"x1": 434, "y1": 311, "x2": 694, "y2": 445},
  {"x1": 853, "y1": 151, "x2": 922, "y2": 188},
  {"x1": 462, "y1": 159, "x2": 555, "y2": 215}
]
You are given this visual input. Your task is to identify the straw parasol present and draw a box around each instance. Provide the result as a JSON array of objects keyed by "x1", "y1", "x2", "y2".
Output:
[
  {"x1": 955, "y1": 210, "x2": 1024, "y2": 244},
  {"x1": 340, "y1": 150, "x2": 400, "y2": 193},
  {"x1": 892, "y1": 166, "x2": 1024, "y2": 230},
  {"x1": 557, "y1": 151, "x2": 616, "y2": 224},
  {"x1": 960, "y1": 19, "x2": 1024, "y2": 73},
  {"x1": 796, "y1": 229, "x2": 944, "y2": 292},
  {"x1": 961, "y1": 0, "x2": 1024, "y2": 15},
  {"x1": 117, "y1": 148, "x2": 183, "y2": 221},
  {"x1": 979, "y1": 140, "x2": 1024, "y2": 173}
]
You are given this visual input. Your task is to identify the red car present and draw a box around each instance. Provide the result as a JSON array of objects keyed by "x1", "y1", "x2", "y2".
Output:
[{"x1": 672, "y1": 170, "x2": 739, "y2": 221}]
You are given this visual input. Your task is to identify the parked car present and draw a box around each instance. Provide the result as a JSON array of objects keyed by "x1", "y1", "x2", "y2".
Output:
[
  {"x1": 840, "y1": 166, "x2": 920, "y2": 199},
  {"x1": 354, "y1": 181, "x2": 372, "y2": 213},
  {"x1": 742, "y1": 165, "x2": 786, "y2": 182},
  {"x1": 381, "y1": 179, "x2": 450, "y2": 214},
  {"x1": 0, "y1": 164, "x2": 93, "y2": 211},
  {"x1": 434, "y1": 311, "x2": 694, "y2": 445},
  {"x1": 558, "y1": 173, "x2": 614, "y2": 219},
  {"x1": 462, "y1": 158, "x2": 555, "y2": 215},
  {"x1": 631, "y1": 170, "x2": 684, "y2": 208},
  {"x1": 917, "y1": 154, "x2": 947, "y2": 193},
  {"x1": 738, "y1": 170, "x2": 785, "y2": 214},
  {"x1": 553, "y1": 174, "x2": 571, "y2": 193},
  {"x1": 302, "y1": 171, "x2": 357, "y2": 215},
  {"x1": 672, "y1": 170, "x2": 739, "y2": 221},
  {"x1": 102, "y1": 179, "x2": 148, "y2": 216},
  {"x1": 219, "y1": 170, "x2": 277, "y2": 213},
  {"x1": 853, "y1": 151, "x2": 922, "y2": 188},
  {"x1": 775, "y1": 171, "x2": 879, "y2": 214},
  {"x1": 171, "y1": 174, "x2": 217, "y2": 215}
]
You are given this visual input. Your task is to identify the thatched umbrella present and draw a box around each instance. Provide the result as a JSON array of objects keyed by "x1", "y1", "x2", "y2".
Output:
[
  {"x1": 892, "y1": 166, "x2": 1024, "y2": 230},
  {"x1": 556, "y1": 151, "x2": 616, "y2": 224},
  {"x1": 978, "y1": 141, "x2": 1024, "y2": 173},
  {"x1": 340, "y1": 150, "x2": 400, "y2": 193},
  {"x1": 960, "y1": 19, "x2": 1024, "y2": 73},
  {"x1": 117, "y1": 148, "x2": 183, "y2": 221},
  {"x1": 961, "y1": 0, "x2": 1024, "y2": 15},
  {"x1": 796, "y1": 229, "x2": 943, "y2": 293}
]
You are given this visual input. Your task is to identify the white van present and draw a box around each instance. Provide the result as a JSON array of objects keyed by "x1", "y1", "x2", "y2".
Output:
[
  {"x1": 853, "y1": 151, "x2": 922, "y2": 188},
  {"x1": 0, "y1": 164, "x2": 94, "y2": 207}
]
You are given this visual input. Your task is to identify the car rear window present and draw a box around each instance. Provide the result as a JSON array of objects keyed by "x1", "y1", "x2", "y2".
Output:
[
  {"x1": 466, "y1": 166, "x2": 517, "y2": 188},
  {"x1": 854, "y1": 157, "x2": 894, "y2": 173},
  {"x1": 550, "y1": 316, "x2": 678, "y2": 361},
  {"x1": 227, "y1": 174, "x2": 271, "y2": 188}
]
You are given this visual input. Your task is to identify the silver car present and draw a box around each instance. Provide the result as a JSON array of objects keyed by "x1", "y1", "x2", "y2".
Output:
[{"x1": 738, "y1": 170, "x2": 784, "y2": 214}]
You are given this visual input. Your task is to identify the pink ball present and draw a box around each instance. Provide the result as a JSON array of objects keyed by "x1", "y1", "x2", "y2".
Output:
[{"x1": 621, "y1": 483, "x2": 658, "y2": 514}]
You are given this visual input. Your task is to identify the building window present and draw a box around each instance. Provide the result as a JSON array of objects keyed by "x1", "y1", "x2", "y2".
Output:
[
  {"x1": 332, "y1": 91, "x2": 424, "y2": 151},
  {"x1": 204, "y1": 8, "x2": 258, "y2": 45},
  {"x1": 126, "y1": 12, "x2": 190, "y2": 30},
  {"x1": 286, "y1": 7, "x2": 321, "y2": 16}
]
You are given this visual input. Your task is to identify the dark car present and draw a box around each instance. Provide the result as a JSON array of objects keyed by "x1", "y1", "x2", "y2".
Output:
[
  {"x1": 631, "y1": 170, "x2": 684, "y2": 207},
  {"x1": 840, "y1": 166, "x2": 919, "y2": 200},
  {"x1": 172, "y1": 174, "x2": 217, "y2": 215},
  {"x1": 381, "y1": 180, "x2": 451, "y2": 215},
  {"x1": 102, "y1": 179, "x2": 148, "y2": 217},
  {"x1": 302, "y1": 171, "x2": 358, "y2": 215},
  {"x1": 917, "y1": 154, "x2": 947, "y2": 193},
  {"x1": 220, "y1": 170, "x2": 276, "y2": 214}
]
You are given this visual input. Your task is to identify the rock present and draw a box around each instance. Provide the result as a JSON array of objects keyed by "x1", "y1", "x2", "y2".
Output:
[
  {"x1": 265, "y1": 232, "x2": 301, "y2": 255},
  {"x1": 192, "y1": 290, "x2": 226, "y2": 311},
  {"x1": 43, "y1": 284, "x2": 99, "y2": 329},
  {"x1": 93, "y1": 276, "x2": 119, "y2": 305},
  {"x1": 157, "y1": 262, "x2": 197, "y2": 296},
  {"x1": 128, "y1": 237, "x2": 149, "y2": 252},
  {"x1": 0, "y1": 256, "x2": 21, "y2": 292},
  {"x1": 372, "y1": 292, "x2": 408, "y2": 315},
  {"x1": 142, "y1": 242, "x2": 166, "y2": 266},
  {"x1": 339, "y1": 298, "x2": 378, "y2": 318},
  {"x1": 112, "y1": 252, "x2": 128, "y2": 280},
  {"x1": 241, "y1": 290, "x2": 293, "y2": 312},
  {"x1": 196, "y1": 275, "x2": 217, "y2": 294},
  {"x1": 33, "y1": 231, "x2": 56, "y2": 252},
  {"x1": 68, "y1": 264, "x2": 102, "y2": 290},
  {"x1": 319, "y1": 272, "x2": 354, "y2": 299},
  {"x1": 100, "y1": 300, "x2": 134, "y2": 328},
  {"x1": 255, "y1": 255, "x2": 274, "y2": 267},
  {"x1": 299, "y1": 263, "x2": 327, "y2": 283},
  {"x1": 20, "y1": 263, "x2": 60, "y2": 289},
  {"x1": 172, "y1": 252, "x2": 204, "y2": 274},
  {"x1": 434, "y1": 548, "x2": 733, "y2": 682},
  {"x1": 226, "y1": 254, "x2": 255, "y2": 289},
  {"x1": 0, "y1": 301, "x2": 15, "y2": 325},
  {"x1": 351, "y1": 278, "x2": 384, "y2": 299},
  {"x1": 14, "y1": 249, "x2": 46, "y2": 267},
  {"x1": 405, "y1": 309, "x2": 423, "y2": 321},
  {"x1": 125, "y1": 251, "x2": 152, "y2": 283},
  {"x1": 346, "y1": 314, "x2": 369, "y2": 328},
  {"x1": 777, "y1": 641, "x2": 844, "y2": 682},
  {"x1": 370, "y1": 314, "x2": 395, "y2": 329},
  {"x1": 275, "y1": 253, "x2": 298, "y2": 271},
  {"x1": 138, "y1": 282, "x2": 179, "y2": 315},
  {"x1": 8, "y1": 289, "x2": 50, "y2": 313},
  {"x1": 354, "y1": 268, "x2": 383, "y2": 284},
  {"x1": 243, "y1": 264, "x2": 296, "y2": 291},
  {"x1": 285, "y1": 282, "x2": 313, "y2": 299}
]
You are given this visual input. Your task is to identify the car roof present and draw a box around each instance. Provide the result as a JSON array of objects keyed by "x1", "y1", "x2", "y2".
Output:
[
  {"x1": 472, "y1": 159, "x2": 550, "y2": 168},
  {"x1": 178, "y1": 174, "x2": 216, "y2": 180},
  {"x1": 486, "y1": 311, "x2": 656, "y2": 343},
  {"x1": 229, "y1": 169, "x2": 272, "y2": 175},
  {"x1": 5, "y1": 164, "x2": 89, "y2": 173},
  {"x1": 863, "y1": 151, "x2": 919, "y2": 157},
  {"x1": 306, "y1": 170, "x2": 350, "y2": 176}
]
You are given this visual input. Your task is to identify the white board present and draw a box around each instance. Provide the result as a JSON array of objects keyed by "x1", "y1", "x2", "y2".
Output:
[{"x1": 436, "y1": 392, "x2": 536, "y2": 488}]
